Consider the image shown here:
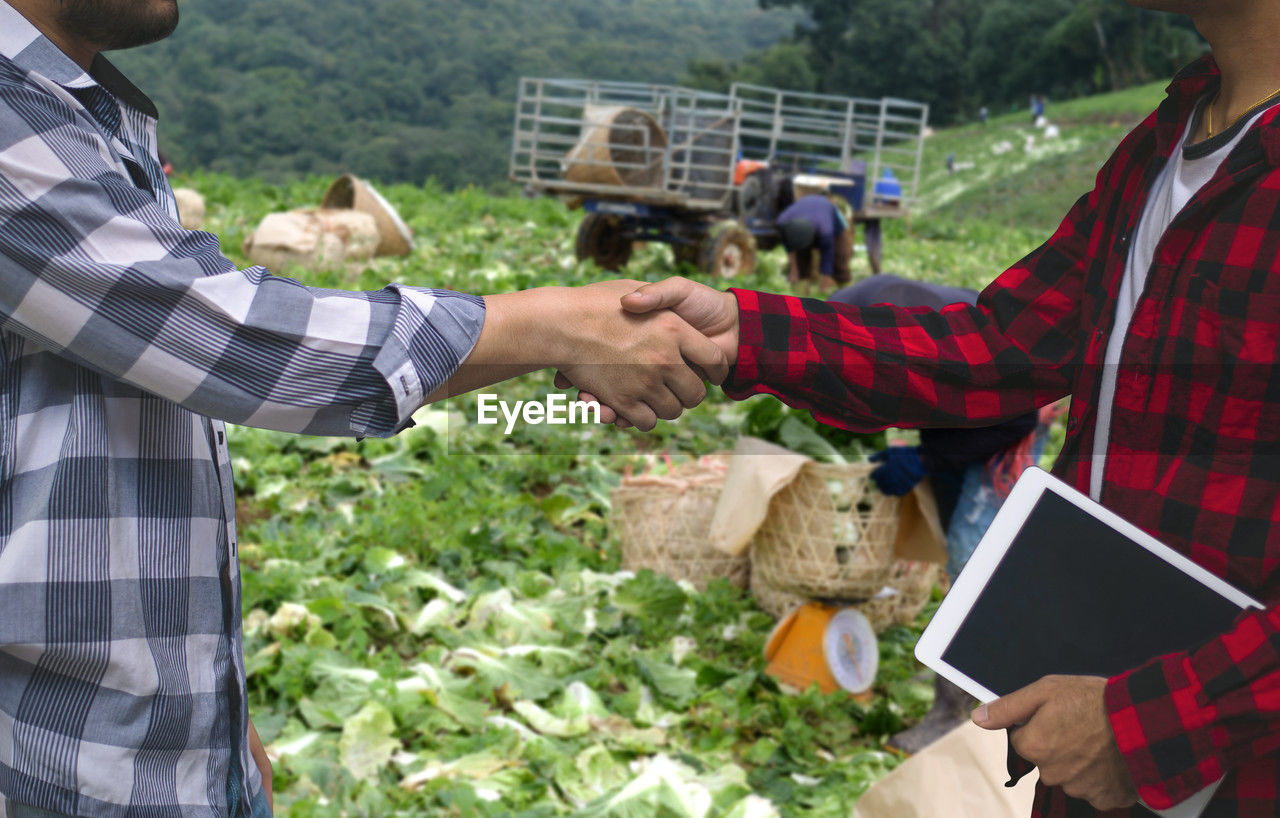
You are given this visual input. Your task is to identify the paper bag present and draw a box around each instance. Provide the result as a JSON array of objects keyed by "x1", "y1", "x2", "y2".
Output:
[
  {"x1": 709, "y1": 437, "x2": 810, "y2": 557},
  {"x1": 850, "y1": 721, "x2": 1037, "y2": 818},
  {"x1": 893, "y1": 480, "x2": 948, "y2": 564}
]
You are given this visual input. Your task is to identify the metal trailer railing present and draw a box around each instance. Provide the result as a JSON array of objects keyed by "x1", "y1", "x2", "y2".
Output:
[
  {"x1": 508, "y1": 77, "x2": 930, "y2": 275},
  {"x1": 509, "y1": 78, "x2": 742, "y2": 212},
  {"x1": 730, "y1": 83, "x2": 929, "y2": 217}
]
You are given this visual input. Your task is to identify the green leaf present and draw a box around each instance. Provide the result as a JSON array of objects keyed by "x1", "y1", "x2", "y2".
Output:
[
  {"x1": 338, "y1": 702, "x2": 400, "y2": 783},
  {"x1": 613, "y1": 573, "x2": 688, "y2": 623},
  {"x1": 777, "y1": 417, "x2": 845, "y2": 464},
  {"x1": 635, "y1": 657, "x2": 699, "y2": 706}
]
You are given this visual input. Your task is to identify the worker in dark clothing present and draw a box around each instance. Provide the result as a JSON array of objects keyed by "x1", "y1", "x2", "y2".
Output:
[
  {"x1": 777, "y1": 194, "x2": 852, "y2": 294},
  {"x1": 830, "y1": 274, "x2": 1048, "y2": 755}
]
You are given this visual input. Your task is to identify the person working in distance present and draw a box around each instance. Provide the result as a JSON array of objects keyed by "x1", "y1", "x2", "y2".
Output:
[
  {"x1": 775, "y1": 194, "x2": 853, "y2": 295},
  {"x1": 831, "y1": 275, "x2": 1045, "y2": 756}
]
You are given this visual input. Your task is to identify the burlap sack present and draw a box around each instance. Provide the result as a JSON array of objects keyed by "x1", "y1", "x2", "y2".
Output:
[
  {"x1": 243, "y1": 208, "x2": 379, "y2": 271},
  {"x1": 172, "y1": 187, "x2": 206, "y2": 230}
]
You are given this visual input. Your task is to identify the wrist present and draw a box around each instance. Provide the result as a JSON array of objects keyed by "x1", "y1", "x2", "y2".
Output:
[
  {"x1": 722, "y1": 289, "x2": 743, "y2": 368},
  {"x1": 482, "y1": 287, "x2": 572, "y2": 369}
]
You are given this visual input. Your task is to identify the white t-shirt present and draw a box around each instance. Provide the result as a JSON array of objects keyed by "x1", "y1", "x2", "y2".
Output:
[{"x1": 1090, "y1": 100, "x2": 1278, "y2": 501}]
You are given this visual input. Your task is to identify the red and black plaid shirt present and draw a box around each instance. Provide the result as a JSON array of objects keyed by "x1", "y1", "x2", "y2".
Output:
[{"x1": 726, "y1": 55, "x2": 1280, "y2": 817}]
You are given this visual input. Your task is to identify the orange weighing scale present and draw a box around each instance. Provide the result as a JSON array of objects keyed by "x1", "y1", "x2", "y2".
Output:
[{"x1": 763, "y1": 602, "x2": 878, "y2": 698}]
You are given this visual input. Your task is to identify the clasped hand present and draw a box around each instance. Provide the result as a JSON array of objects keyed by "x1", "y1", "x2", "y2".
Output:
[{"x1": 554, "y1": 277, "x2": 740, "y2": 429}]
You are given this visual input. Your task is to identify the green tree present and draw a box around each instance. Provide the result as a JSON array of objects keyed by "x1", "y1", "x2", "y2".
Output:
[
  {"x1": 756, "y1": 0, "x2": 1203, "y2": 124},
  {"x1": 111, "y1": 0, "x2": 802, "y2": 185}
]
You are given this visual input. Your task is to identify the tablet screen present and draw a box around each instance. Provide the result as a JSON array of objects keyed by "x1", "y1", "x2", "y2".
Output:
[{"x1": 940, "y1": 490, "x2": 1245, "y2": 697}]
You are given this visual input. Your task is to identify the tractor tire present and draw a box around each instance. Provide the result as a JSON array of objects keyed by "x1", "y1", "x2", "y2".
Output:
[
  {"x1": 575, "y1": 214, "x2": 632, "y2": 271},
  {"x1": 699, "y1": 222, "x2": 757, "y2": 278},
  {"x1": 734, "y1": 170, "x2": 770, "y2": 221}
]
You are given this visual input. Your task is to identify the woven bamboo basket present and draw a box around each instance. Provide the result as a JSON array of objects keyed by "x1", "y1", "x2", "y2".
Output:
[
  {"x1": 564, "y1": 105, "x2": 668, "y2": 188},
  {"x1": 750, "y1": 567, "x2": 905, "y2": 633},
  {"x1": 858, "y1": 560, "x2": 943, "y2": 630},
  {"x1": 751, "y1": 462, "x2": 900, "y2": 600},
  {"x1": 611, "y1": 456, "x2": 748, "y2": 590},
  {"x1": 748, "y1": 567, "x2": 806, "y2": 620}
]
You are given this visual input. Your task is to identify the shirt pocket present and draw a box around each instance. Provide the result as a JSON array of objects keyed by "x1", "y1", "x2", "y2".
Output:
[{"x1": 1194, "y1": 281, "x2": 1280, "y2": 456}]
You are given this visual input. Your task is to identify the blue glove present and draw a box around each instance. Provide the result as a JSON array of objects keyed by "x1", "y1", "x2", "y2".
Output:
[{"x1": 869, "y1": 446, "x2": 927, "y2": 496}]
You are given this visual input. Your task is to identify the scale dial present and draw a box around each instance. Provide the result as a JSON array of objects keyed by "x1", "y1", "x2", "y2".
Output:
[{"x1": 823, "y1": 608, "x2": 878, "y2": 694}]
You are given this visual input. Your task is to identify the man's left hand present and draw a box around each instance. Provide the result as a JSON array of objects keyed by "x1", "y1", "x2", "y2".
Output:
[{"x1": 972, "y1": 675, "x2": 1138, "y2": 811}]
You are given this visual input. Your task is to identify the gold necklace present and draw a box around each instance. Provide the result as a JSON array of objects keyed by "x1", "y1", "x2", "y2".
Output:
[{"x1": 1207, "y1": 84, "x2": 1280, "y2": 138}]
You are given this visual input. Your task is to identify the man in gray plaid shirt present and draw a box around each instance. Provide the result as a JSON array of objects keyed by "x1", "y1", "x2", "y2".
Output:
[{"x1": 0, "y1": 1, "x2": 728, "y2": 816}]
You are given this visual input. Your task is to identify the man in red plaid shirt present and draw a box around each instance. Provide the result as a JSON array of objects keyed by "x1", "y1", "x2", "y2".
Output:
[{"x1": 591, "y1": 1, "x2": 1280, "y2": 815}]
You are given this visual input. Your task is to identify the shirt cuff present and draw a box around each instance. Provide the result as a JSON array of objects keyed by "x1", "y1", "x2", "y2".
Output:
[
  {"x1": 723, "y1": 287, "x2": 805, "y2": 401},
  {"x1": 1104, "y1": 654, "x2": 1222, "y2": 809},
  {"x1": 353, "y1": 287, "x2": 485, "y2": 437}
]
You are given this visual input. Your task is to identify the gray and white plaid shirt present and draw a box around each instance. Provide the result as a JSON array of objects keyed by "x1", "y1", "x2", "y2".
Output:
[{"x1": 0, "y1": 4, "x2": 486, "y2": 815}]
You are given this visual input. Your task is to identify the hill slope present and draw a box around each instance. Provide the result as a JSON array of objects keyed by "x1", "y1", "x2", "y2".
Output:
[
  {"x1": 111, "y1": 0, "x2": 799, "y2": 187},
  {"x1": 915, "y1": 82, "x2": 1168, "y2": 235}
]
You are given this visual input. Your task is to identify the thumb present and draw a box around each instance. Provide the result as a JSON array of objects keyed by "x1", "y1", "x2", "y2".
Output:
[
  {"x1": 620, "y1": 277, "x2": 696, "y2": 314},
  {"x1": 972, "y1": 682, "x2": 1048, "y2": 730}
]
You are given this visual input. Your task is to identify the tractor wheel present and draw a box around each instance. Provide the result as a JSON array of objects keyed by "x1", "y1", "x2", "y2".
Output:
[
  {"x1": 575, "y1": 214, "x2": 632, "y2": 271},
  {"x1": 734, "y1": 170, "x2": 769, "y2": 221},
  {"x1": 699, "y1": 222, "x2": 757, "y2": 278}
]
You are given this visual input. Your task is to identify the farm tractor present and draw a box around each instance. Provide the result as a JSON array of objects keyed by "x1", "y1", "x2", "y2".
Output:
[{"x1": 510, "y1": 79, "x2": 929, "y2": 278}]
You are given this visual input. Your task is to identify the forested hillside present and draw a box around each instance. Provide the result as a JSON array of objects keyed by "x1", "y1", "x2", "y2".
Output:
[
  {"x1": 111, "y1": 0, "x2": 799, "y2": 186},
  {"x1": 711, "y1": 0, "x2": 1206, "y2": 124},
  {"x1": 114, "y1": 0, "x2": 1205, "y2": 189}
]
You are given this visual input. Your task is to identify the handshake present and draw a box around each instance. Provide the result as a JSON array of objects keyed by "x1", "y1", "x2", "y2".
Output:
[{"x1": 440, "y1": 277, "x2": 744, "y2": 431}]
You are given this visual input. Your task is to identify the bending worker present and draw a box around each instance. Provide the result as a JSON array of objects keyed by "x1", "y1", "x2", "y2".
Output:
[
  {"x1": 776, "y1": 194, "x2": 853, "y2": 294},
  {"x1": 831, "y1": 275, "x2": 1044, "y2": 755}
]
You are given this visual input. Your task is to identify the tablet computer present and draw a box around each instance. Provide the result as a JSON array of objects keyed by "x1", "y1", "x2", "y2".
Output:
[{"x1": 914, "y1": 467, "x2": 1262, "y2": 817}]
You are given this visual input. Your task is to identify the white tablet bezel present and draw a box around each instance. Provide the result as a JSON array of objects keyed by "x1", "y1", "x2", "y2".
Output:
[{"x1": 914, "y1": 466, "x2": 1263, "y2": 704}]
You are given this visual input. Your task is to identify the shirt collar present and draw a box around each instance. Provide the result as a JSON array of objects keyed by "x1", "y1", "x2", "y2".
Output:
[
  {"x1": 0, "y1": 0, "x2": 159, "y2": 119},
  {"x1": 1159, "y1": 52, "x2": 1280, "y2": 167}
]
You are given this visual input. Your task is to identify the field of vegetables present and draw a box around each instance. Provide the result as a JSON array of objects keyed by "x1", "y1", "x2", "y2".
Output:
[{"x1": 194, "y1": 79, "x2": 1168, "y2": 817}]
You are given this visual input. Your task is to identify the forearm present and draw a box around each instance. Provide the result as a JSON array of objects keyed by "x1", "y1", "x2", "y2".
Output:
[
  {"x1": 425, "y1": 287, "x2": 571, "y2": 400},
  {"x1": 248, "y1": 718, "x2": 272, "y2": 807},
  {"x1": 1, "y1": 234, "x2": 483, "y2": 437},
  {"x1": 0, "y1": 100, "x2": 483, "y2": 438},
  {"x1": 725, "y1": 192, "x2": 1102, "y2": 431},
  {"x1": 725, "y1": 288, "x2": 1073, "y2": 433}
]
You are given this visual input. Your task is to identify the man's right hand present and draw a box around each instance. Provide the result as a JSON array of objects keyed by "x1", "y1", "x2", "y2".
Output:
[
  {"x1": 560, "y1": 277, "x2": 742, "y2": 427},
  {"x1": 432, "y1": 280, "x2": 730, "y2": 431},
  {"x1": 551, "y1": 279, "x2": 730, "y2": 430},
  {"x1": 620, "y1": 277, "x2": 741, "y2": 366}
]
